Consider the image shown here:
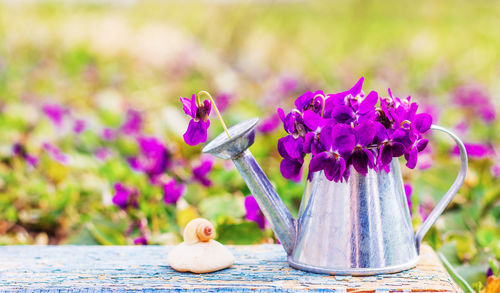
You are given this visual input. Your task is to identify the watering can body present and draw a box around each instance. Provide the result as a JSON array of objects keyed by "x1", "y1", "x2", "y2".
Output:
[{"x1": 203, "y1": 118, "x2": 467, "y2": 275}]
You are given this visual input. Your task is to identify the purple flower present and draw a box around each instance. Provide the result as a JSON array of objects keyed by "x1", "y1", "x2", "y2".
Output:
[
  {"x1": 491, "y1": 164, "x2": 500, "y2": 178},
  {"x1": 112, "y1": 182, "x2": 139, "y2": 210},
  {"x1": 453, "y1": 84, "x2": 496, "y2": 124},
  {"x1": 42, "y1": 143, "x2": 71, "y2": 165},
  {"x1": 128, "y1": 137, "x2": 171, "y2": 179},
  {"x1": 73, "y1": 119, "x2": 86, "y2": 134},
  {"x1": 451, "y1": 142, "x2": 493, "y2": 159},
  {"x1": 309, "y1": 124, "x2": 355, "y2": 181},
  {"x1": 95, "y1": 148, "x2": 111, "y2": 161},
  {"x1": 276, "y1": 77, "x2": 432, "y2": 182},
  {"x1": 192, "y1": 157, "x2": 213, "y2": 187},
  {"x1": 244, "y1": 195, "x2": 266, "y2": 229},
  {"x1": 180, "y1": 94, "x2": 211, "y2": 146},
  {"x1": 121, "y1": 109, "x2": 142, "y2": 135},
  {"x1": 134, "y1": 236, "x2": 148, "y2": 245},
  {"x1": 257, "y1": 114, "x2": 280, "y2": 134},
  {"x1": 12, "y1": 143, "x2": 38, "y2": 167},
  {"x1": 163, "y1": 179, "x2": 185, "y2": 205},
  {"x1": 101, "y1": 128, "x2": 117, "y2": 141},
  {"x1": 42, "y1": 103, "x2": 68, "y2": 127},
  {"x1": 418, "y1": 198, "x2": 434, "y2": 222},
  {"x1": 404, "y1": 184, "x2": 413, "y2": 215},
  {"x1": 215, "y1": 93, "x2": 231, "y2": 113}
]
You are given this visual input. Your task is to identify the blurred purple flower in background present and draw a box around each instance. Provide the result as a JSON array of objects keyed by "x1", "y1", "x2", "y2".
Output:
[
  {"x1": 162, "y1": 179, "x2": 185, "y2": 205},
  {"x1": 404, "y1": 184, "x2": 413, "y2": 215},
  {"x1": 453, "y1": 84, "x2": 496, "y2": 124},
  {"x1": 12, "y1": 143, "x2": 38, "y2": 167},
  {"x1": 215, "y1": 93, "x2": 232, "y2": 113},
  {"x1": 128, "y1": 137, "x2": 171, "y2": 180},
  {"x1": 121, "y1": 109, "x2": 143, "y2": 136},
  {"x1": 257, "y1": 114, "x2": 281, "y2": 134},
  {"x1": 180, "y1": 94, "x2": 211, "y2": 146},
  {"x1": 452, "y1": 142, "x2": 493, "y2": 159},
  {"x1": 101, "y1": 128, "x2": 117, "y2": 141},
  {"x1": 42, "y1": 143, "x2": 71, "y2": 165},
  {"x1": 192, "y1": 157, "x2": 213, "y2": 187},
  {"x1": 94, "y1": 148, "x2": 111, "y2": 161},
  {"x1": 244, "y1": 195, "x2": 266, "y2": 229},
  {"x1": 72, "y1": 119, "x2": 86, "y2": 134},
  {"x1": 134, "y1": 236, "x2": 148, "y2": 245},
  {"x1": 491, "y1": 164, "x2": 500, "y2": 178},
  {"x1": 42, "y1": 103, "x2": 68, "y2": 127},
  {"x1": 112, "y1": 182, "x2": 139, "y2": 210}
]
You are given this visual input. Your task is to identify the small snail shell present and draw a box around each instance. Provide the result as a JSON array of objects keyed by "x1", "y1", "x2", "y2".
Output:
[
  {"x1": 168, "y1": 217, "x2": 234, "y2": 273},
  {"x1": 183, "y1": 218, "x2": 215, "y2": 243}
]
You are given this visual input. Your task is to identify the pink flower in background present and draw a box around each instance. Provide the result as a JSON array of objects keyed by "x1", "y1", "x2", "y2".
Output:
[
  {"x1": 162, "y1": 179, "x2": 185, "y2": 205},
  {"x1": 134, "y1": 236, "x2": 148, "y2": 245},
  {"x1": 121, "y1": 109, "x2": 143, "y2": 136},
  {"x1": 404, "y1": 184, "x2": 413, "y2": 215},
  {"x1": 277, "y1": 75, "x2": 298, "y2": 96},
  {"x1": 73, "y1": 119, "x2": 86, "y2": 134},
  {"x1": 453, "y1": 84, "x2": 496, "y2": 124},
  {"x1": 491, "y1": 164, "x2": 500, "y2": 178},
  {"x1": 451, "y1": 142, "x2": 494, "y2": 159},
  {"x1": 192, "y1": 157, "x2": 214, "y2": 187},
  {"x1": 257, "y1": 114, "x2": 281, "y2": 134},
  {"x1": 42, "y1": 143, "x2": 71, "y2": 165},
  {"x1": 101, "y1": 128, "x2": 117, "y2": 141},
  {"x1": 419, "y1": 198, "x2": 435, "y2": 222},
  {"x1": 112, "y1": 182, "x2": 139, "y2": 210},
  {"x1": 12, "y1": 143, "x2": 38, "y2": 167},
  {"x1": 244, "y1": 195, "x2": 267, "y2": 229},
  {"x1": 128, "y1": 137, "x2": 172, "y2": 180},
  {"x1": 95, "y1": 148, "x2": 111, "y2": 161},
  {"x1": 42, "y1": 103, "x2": 68, "y2": 127},
  {"x1": 215, "y1": 93, "x2": 232, "y2": 113}
]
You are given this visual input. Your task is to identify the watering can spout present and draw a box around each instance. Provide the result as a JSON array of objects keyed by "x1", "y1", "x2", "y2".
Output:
[{"x1": 202, "y1": 118, "x2": 296, "y2": 254}]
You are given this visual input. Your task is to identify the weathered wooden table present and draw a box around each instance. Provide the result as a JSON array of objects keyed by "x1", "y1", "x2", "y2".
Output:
[{"x1": 0, "y1": 244, "x2": 461, "y2": 292}]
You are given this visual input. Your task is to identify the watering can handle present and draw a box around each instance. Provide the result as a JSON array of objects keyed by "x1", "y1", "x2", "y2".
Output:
[{"x1": 414, "y1": 124, "x2": 468, "y2": 252}]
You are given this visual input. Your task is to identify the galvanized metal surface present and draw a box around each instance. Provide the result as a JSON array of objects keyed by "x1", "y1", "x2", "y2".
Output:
[
  {"x1": 203, "y1": 118, "x2": 467, "y2": 276},
  {"x1": 0, "y1": 244, "x2": 461, "y2": 292},
  {"x1": 291, "y1": 159, "x2": 418, "y2": 275}
]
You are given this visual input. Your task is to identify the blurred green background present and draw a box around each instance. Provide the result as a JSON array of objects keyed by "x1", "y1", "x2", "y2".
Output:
[{"x1": 0, "y1": 0, "x2": 499, "y2": 290}]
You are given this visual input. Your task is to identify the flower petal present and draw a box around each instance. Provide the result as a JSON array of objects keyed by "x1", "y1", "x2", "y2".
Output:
[{"x1": 183, "y1": 119, "x2": 209, "y2": 146}]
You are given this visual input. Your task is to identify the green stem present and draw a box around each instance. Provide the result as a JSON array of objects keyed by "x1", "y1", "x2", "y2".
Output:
[
  {"x1": 197, "y1": 91, "x2": 231, "y2": 139},
  {"x1": 437, "y1": 252, "x2": 474, "y2": 293}
]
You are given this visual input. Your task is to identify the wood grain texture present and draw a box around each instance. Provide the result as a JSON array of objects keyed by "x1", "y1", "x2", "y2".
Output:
[{"x1": 0, "y1": 244, "x2": 461, "y2": 292}]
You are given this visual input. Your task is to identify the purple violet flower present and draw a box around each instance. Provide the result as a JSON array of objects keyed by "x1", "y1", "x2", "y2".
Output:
[
  {"x1": 134, "y1": 236, "x2": 148, "y2": 245},
  {"x1": 42, "y1": 103, "x2": 68, "y2": 127},
  {"x1": 163, "y1": 179, "x2": 185, "y2": 205},
  {"x1": 277, "y1": 77, "x2": 432, "y2": 182},
  {"x1": 215, "y1": 93, "x2": 231, "y2": 113},
  {"x1": 257, "y1": 114, "x2": 281, "y2": 134},
  {"x1": 244, "y1": 195, "x2": 266, "y2": 229},
  {"x1": 453, "y1": 84, "x2": 496, "y2": 124},
  {"x1": 12, "y1": 143, "x2": 38, "y2": 167},
  {"x1": 73, "y1": 119, "x2": 86, "y2": 134},
  {"x1": 112, "y1": 182, "x2": 139, "y2": 210},
  {"x1": 404, "y1": 184, "x2": 413, "y2": 215},
  {"x1": 180, "y1": 94, "x2": 211, "y2": 146},
  {"x1": 452, "y1": 142, "x2": 493, "y2": 159},
  {"x1": 101, "y1": 128, "x2": 117, "y2": 141},
  {"x1": 128, "y1": 137, "x2": 171, "y2": 180},
  {"x1": 121, "y1": 109, "x2": 142, "y2": 135},
  {"x1": 192, "y1": 157, "x2": 214, "y2": 187},
  {"x1": 42, "y1": 143, "x2": 71, "y2": 165},
  {"x1": 491, "y1": 164, "x2": 500, "y2": 178},
  {"x1": 95, "y1": 148, "x2": 111, "y2": 161}
]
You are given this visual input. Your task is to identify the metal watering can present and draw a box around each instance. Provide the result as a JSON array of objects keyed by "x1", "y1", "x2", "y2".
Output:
[{"x1": 202, "y1": 118, "x2": 468, "y2": 275}]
